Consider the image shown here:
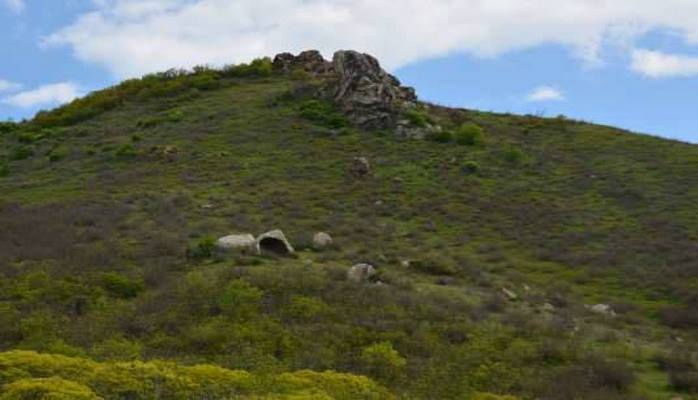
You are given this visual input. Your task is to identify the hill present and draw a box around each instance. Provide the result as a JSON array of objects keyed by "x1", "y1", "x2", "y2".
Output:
[{"x1": 0, "y1": 50, "x2": 696, "y2": 400}]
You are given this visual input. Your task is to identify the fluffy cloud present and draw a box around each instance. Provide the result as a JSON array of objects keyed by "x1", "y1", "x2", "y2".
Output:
[
  {"x1": 2, "y1": 83, "x2": 81, "y2": 108},
  {"x1": 0, "y1": 79, "x2": 21, "y2": 93},
  {"x1": 1, "y1": 0, "x2": 24, "y2": 13},
  {"x1": 527, "y1": 86, "x2": 565, "y2": 102},
  {"x1": 631, "y1": 49, "x2": 698, "y2": 78},
  {"x1": 45, "y1": 0, "x2": 698, "y2": 78}
]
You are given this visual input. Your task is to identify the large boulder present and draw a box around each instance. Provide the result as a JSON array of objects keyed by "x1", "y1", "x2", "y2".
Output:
[
  {"x1": 312, "y1": 232, "x2": 334, "y2": 249},
  {"x1": 332, "y1": 50, "x2": 417, "y2": 129},
  {"x1": 347, "y1": 263, "x2": 376, "y2": 284},
  {"x1": 216, "y1": 234, "x2": 258, "y2": 254},
  {"x1": 257, "y1": 229, "x2": 295, "y2": 255}
]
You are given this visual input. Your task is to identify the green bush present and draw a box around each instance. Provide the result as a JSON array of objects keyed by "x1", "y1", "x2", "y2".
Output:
[
  {"x1": 10, "y1": 146, "x2": 33, "y2": 161},
  {"x1": 360, "y1": 341, "x2": 406, "y2": 382},
  {"x1": 115, "y1": 144, "x2": 137, "y2": 158},
  {"x1": 48, "y1": 145, "x2": 70, "y2": 162},
  {"x1": 503, "y1": 146, "x2": 527, "y2": 165},
  {"x1": 186, "y1": 236, "x2": 216, "y2": 260},
  {"x1": 404, "y1": 109, "x2": 430, "y2": 128},
  {"x1": 298, "y1": 100, "x2": 348, "y2": 129},
  {"x1": 454, "y1": 123, "x2": 484, "y2": 145},
  {"x1": 427, "y1": 130, "x2": 454, "y2": 143},
  {"x1": 0, "y1": 163, "x2": 9, "y2": 178},
  {"x1": 463, "y1": 160, "x2": 480, "y2": 174},
  {"x1": 218, "y1": 280, "x2": 263, "y2": 319},
  {"x1": 0, "y1": 121, "x2": 18, "y2": 134},
  {"x1": 101, "y1": 272, "x2": 144, "y2": 299}
]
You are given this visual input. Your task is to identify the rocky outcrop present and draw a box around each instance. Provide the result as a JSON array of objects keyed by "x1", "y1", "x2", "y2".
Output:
[
  {"x1": 216, "y1": 234, "x2": 259, "y2": 254},
  {"x1": 331, "y1": 50, "x2": 417, "y2": 129},
  {"x1": 272, "y1": 50, "x2": 418, "y2": 130},
  {"x1": 273, "y1": 50, "x2": 332, "y2": 75}
]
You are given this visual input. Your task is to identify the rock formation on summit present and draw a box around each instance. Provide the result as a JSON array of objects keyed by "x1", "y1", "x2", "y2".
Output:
[{"x1": 273, "y1": 50, "x2": 418, "y2": 130}]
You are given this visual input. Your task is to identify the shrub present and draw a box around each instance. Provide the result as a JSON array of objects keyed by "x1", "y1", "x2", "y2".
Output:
[
  {"x1": 0, "y1": 163, "x2": 9, "y2": 177},
  {"x1": 101, "y1": 272, "x2": 144, "y2": 299},
  {"x1": 186, "y1": 236, "x2": 216, "y2": 260},
  {"x1": 427, "y1": 130, "x2": 454, "y2": 143},
  {"x1": 10, "y1": 146, "x2": 33, "y2": 161},
  {"x1": 218, "y1": 280, "x2": 263, "y2": 319},
  {"x1": 360, "y1": 341, "x2": 407, "y2": 382},
  {"x1": 455, "y1": 123, "x2": 484, "y2": 145},
  {"x1": 0, "y1": 121, "x2": 18, "y2": 134},
  {"x1": 48, "y1": 145, "x2": 70, "y2": 162},
  {"x1": 503, "y1": 146, "x2": 527, "y2": 165},
  {"x1": 411, "y1": 258, "x2": 459, "y2": 276},
  {"x1": 404, "y1": 109, "x2": 430, "y2": 128},
  {"x1": 463, "y1": 160, "x2": 480, "y2": 174},
  {"x1": 115, "y1": 144, "x2": 137, "y2": 158},
  {"x1": 298, "y1": 100, "x2": 348, "y2": 129}
]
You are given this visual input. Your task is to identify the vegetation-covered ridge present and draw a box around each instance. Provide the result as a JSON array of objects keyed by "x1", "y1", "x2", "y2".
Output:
[{"x1": 0, "y1": 51, "x2": 697, "y2": 399}]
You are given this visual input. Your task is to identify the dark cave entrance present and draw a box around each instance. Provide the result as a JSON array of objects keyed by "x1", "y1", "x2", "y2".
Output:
[{"x1": 259, "y1": 237, "x2": 290, "y2": 255}]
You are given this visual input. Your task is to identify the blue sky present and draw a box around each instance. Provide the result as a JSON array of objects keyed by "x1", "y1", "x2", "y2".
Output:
[{"x1": 2, "y1": 0, "x2": 698, "y2": 143}]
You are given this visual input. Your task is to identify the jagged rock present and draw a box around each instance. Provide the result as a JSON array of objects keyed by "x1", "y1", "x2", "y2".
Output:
[
  {"x1": 351, "y1": 157, "x2": 371, "y2": 177},
  {"x1": 589, "y1": 304, "x2": 616, "y2": 317},
  {"x1": 216, "y1": 234, "x2": 258, "y2": 254},
  {"x1": 312, "y1": 232, "x2": 333, "y2": 249},
  {"x1": 332, "y1": 50, "x2": 417, "y2": 129},
  {"x1": 257, "y1": 229, "x2": 295, "y2": 255},
  {"x1": 273, "y1": 50, "x2": 332, "y2": 75},
  {"x1": 347, "y1": 263, "x2": 376, "y2": 284}
]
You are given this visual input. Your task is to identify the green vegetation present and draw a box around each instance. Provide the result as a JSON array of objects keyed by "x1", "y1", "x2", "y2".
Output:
[{"x1": 0, "y1": 58, "x2": 696, "y2": 399}]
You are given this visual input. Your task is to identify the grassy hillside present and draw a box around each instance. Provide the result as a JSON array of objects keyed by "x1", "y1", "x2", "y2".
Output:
[{"x1": 0, "y1": 57, "x2": 696, "y2": 399}]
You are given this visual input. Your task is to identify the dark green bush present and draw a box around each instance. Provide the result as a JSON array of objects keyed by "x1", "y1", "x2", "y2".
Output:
[
  {"x1": 101, "y1": 272, "x2": 144, "y2": 299},
  {"x1": 298, "y1": 100, "x2": 348, "y2": 129},
  {"x1": 463, "y1": 160, "x2": 480, "y2": 173},
  {"x1": 427, "y1": 130, "x2": 454, "y2": 143},
  {"x1": 186, "y1": 236, "x2": 216, "y2": 260},
  {"x1": 455, "y1": 123, "x2": 484, "y2": 145},
  {"x1": 0, "y1": 163, "x2": 9, "y2": 177},
  {"x1": 48, "y1": 146, "x2": 70, "y2": 162},
  {"x1": 10, "y1": 146, "x2": 34, "y2": 161},
  {"x1": 115, "y1": 144, "x2": 137, "y2": 158},
  {"x1": 0, "y1": 121, "x2": 18, "y2": 134},
  {"x1": 503, "y1": 146, "x2": 527, "y2": 165}
]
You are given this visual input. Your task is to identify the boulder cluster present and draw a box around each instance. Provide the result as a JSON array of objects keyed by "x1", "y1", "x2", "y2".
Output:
[{"x1": 273, "y1": 50, "x2": 418, "y2": 130}]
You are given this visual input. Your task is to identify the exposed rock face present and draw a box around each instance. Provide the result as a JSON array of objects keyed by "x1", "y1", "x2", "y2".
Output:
[
  {"x1": 312, "y1": 232, "x2": 333, "y2": 249},
  {"x1": 331, "y1": 50, "x2": 417, "y2": 129},
  {"x1": 216, "y1": 234, "x2": 258, "y2": 254},
  {"x1": 351, "y1": 157, "x2": 371, "y2": 178},
  {"x1": 273, "y1": 50, "x2": 332, "y2": 75},
  {"x1": 272, "y1": 50, "x2": 418, "y2": 130},
  {"x1": 257, "y1": 229, "x2": 295, "y2": 255},
  {"x1": 347, "y1": 263, "x2": 376, "y2": 284}
]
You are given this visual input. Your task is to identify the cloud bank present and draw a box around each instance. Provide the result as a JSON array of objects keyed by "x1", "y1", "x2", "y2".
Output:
[
  {"x1": 2, "y1": 83, "x2": 81, "y2": 108},
  {"x1": 44, "y1": 0, "x2": 698, "y2": 78},
  {"x1": 0, "y1": 79, "x2": 21, "y2": 93}
]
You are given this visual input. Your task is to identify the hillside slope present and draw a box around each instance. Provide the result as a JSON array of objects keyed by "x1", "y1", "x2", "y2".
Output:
[{"x1": 0, "y1": 51, "x2": 696, "y2": 400}]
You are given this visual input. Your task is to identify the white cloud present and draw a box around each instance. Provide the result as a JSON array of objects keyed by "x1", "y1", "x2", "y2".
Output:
[
  {"x1": 2, "y1": 0, "x2": 24, "y2": 13},
  {"x1": 44, "y1": 0, "x2": 698, "y2": 78},
  {"x1": 527, "y1": 86, "x2": 565, "y2": 102},
  {"x1": 631, "y1": 48, "x2": 698, "y2": 78},
  {"x1": 2, "y1": 83, "x2": 81, "y2": 108},
  {"x1": 0, "y1": 79, "x2": 21, "y2": 93}
]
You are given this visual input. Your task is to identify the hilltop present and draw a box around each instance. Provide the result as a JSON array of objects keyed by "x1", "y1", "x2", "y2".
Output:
[{"x1": 0, "y1": 50, "x2": 697, "y2": 400}]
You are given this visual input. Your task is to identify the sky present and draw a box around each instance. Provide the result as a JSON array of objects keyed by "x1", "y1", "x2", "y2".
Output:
[{"x1": 1, "y1": 0, "x2": 698, "y2": 143}]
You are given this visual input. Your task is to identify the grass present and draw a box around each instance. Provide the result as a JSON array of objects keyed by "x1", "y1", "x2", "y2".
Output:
[{"x1": 0, "y1": 65, "x2": 696, "y2": 399}]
